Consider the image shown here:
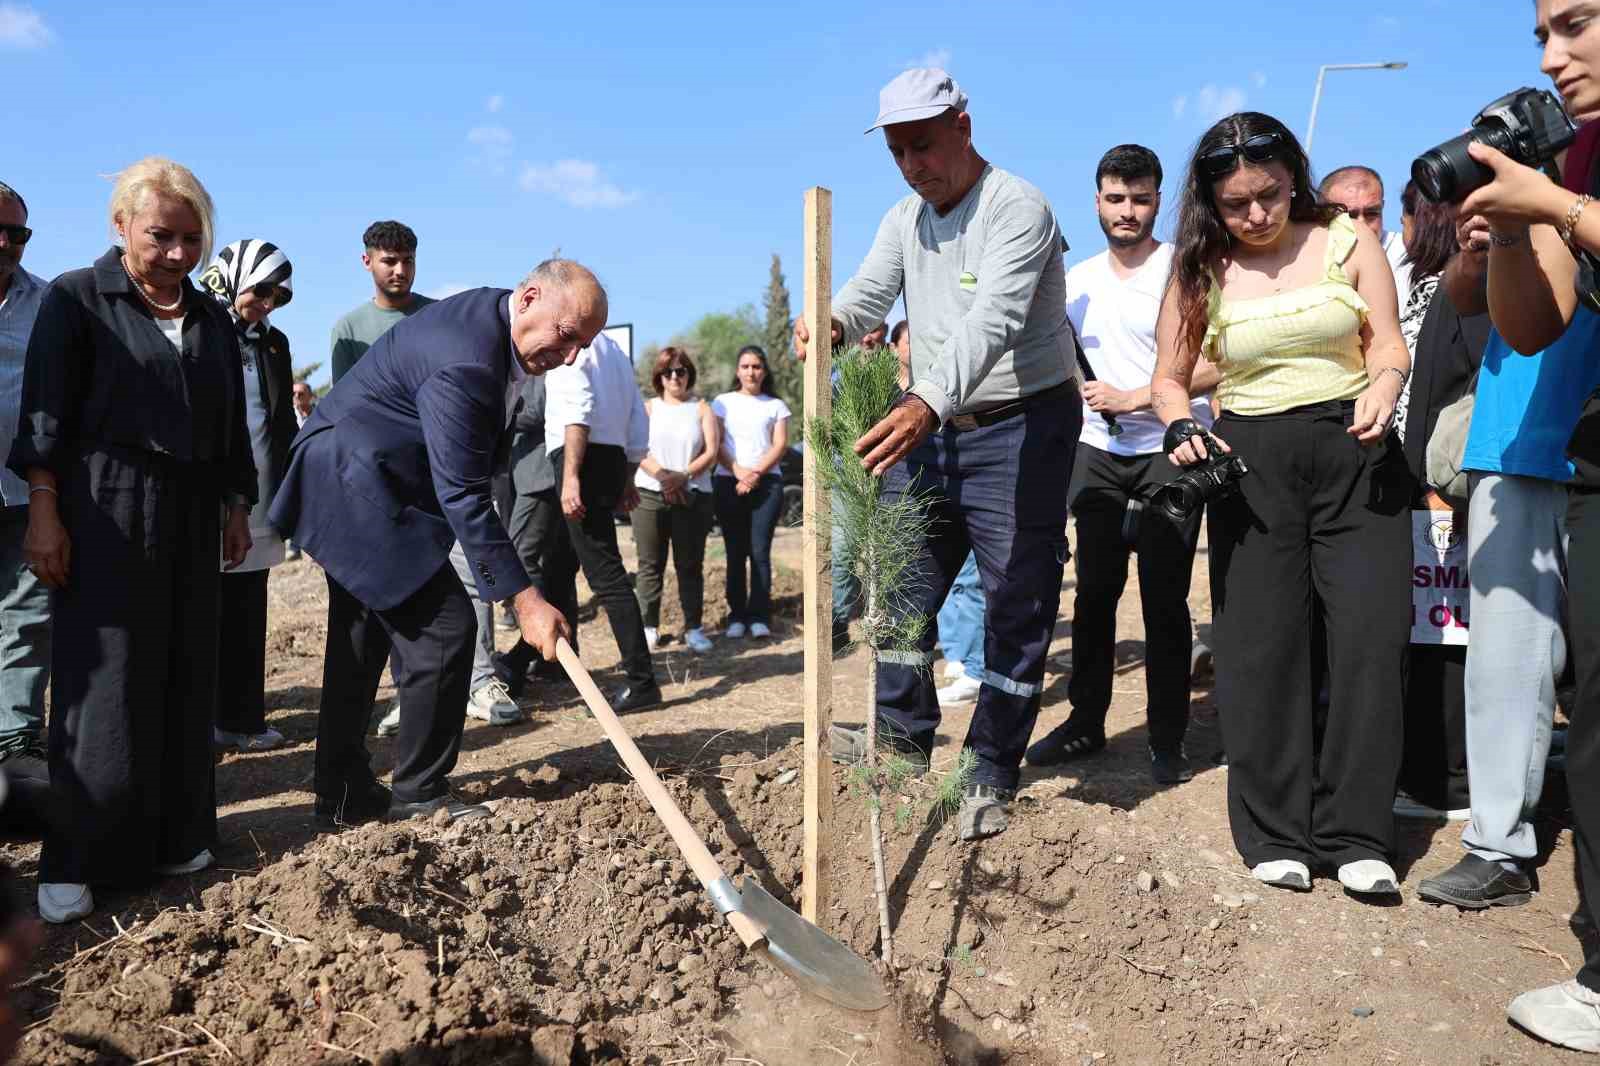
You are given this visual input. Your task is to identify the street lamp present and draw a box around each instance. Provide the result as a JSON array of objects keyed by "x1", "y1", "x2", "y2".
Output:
[{"x1": 1306, "y1": 61, "x2": 1408, "y2": 154}]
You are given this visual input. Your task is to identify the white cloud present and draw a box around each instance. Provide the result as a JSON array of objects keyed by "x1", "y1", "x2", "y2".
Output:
[
  {"x1": 1172, "y1": 95, "x2": 1188, "y2": 119},
  {"x1": 486, "y1": 94, "x2": 504, "y2": 113},
  {"x1": 1252, "y1": 71, "x2": 1267, "y2": 89},
  {"x1": 0, "y1": 3, "x2": 51, "y2": 48},
  {"x1": 1195, "y1": 84, "x2": 1248, "y2": 123},
  {"x1": 426, "y1": 283, "x2": 471, "y2": 300},
  {"x1": 519, "y1": 160, "x2": 639, "y2": 209},
  {"x1": 905, "y1": 47, "x2": 952, "y2": 71},
  {"x1": 467, "y1": 125, "x2": 514, "y2": 176}
]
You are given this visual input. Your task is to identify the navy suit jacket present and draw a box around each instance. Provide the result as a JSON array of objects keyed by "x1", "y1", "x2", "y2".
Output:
[{"x1": 268, "y1": 288, "x2": 531, "y2": 610}]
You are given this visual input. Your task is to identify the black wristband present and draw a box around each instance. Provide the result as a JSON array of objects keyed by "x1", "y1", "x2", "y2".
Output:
[{"x1": 1163, "y1": 418, "x2": 1205, "y2": 455}]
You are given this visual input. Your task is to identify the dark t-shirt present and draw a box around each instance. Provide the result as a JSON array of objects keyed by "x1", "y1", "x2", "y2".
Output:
[{"x1": 1563, "y1": 121, "x2": 1600, "y2": 486}]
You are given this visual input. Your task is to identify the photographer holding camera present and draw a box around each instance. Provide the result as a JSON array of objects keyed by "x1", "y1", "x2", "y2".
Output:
[
  {"x1": 1451, "y1": 1, "x2": 1600, "y2": 1050},
  {"x1": 1149, "y1": 112, "x2": 1413, "y2": 898}
]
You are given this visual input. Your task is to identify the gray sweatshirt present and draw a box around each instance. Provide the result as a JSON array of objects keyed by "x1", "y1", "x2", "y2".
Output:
[{"x1": 833, "y1": 165, "x2": 1077, "y2": 423}]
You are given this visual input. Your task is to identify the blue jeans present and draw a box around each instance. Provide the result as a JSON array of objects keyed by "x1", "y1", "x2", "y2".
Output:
[
  {"x1": 876, "y1": 387, "x2": 1080, "y2": 791},
  {"x1": 936, "y1": 553, "x2": 985, "y2": 677},
  {"x1": 714, "y1": 475, "x2": 783, "y2": 625},
  {"x1": 0, "y1": 506, "x2": 49, "y2": 741},
  {"x1": 832, "y1": 488, "x2": 860, "y2": 628}
]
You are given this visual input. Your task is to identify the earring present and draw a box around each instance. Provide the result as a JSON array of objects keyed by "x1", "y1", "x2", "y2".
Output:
[{"x1": 1291, "y1": 189, "x2": 1297, "y2": 198}]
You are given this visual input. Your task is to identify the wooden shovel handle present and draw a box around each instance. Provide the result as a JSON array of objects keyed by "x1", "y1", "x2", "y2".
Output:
[{"x1": 555, "y1": 639, "x2": 766, "y2": 949}]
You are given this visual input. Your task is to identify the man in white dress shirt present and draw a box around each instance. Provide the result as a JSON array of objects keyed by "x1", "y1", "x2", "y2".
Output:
[{"x1": 544, "y1": 332, "x2": 658, "y2": 709}]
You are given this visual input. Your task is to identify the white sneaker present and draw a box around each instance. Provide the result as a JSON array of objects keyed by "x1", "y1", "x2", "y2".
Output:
[
  {"x1": 684, "y1": 628, "x2": 713, "y2": 653},
  {"x1": 1251, "y1": 859, "x2": 1312, "y2": 890},
  {"x1": 1510, "y1": 979, "x2": 1600, "y2": 1052},
  {"x1": 726, "y1": 622, "x2": 747, "y2": 639},
  {"x1": 1393, "y1": 789, "x2": 1470, "y2": 822},
  {"x1": 375, "y1": 699, "x2": 402, "y2": 737},
  {"x1": 643, "y1": 626, "x2": 660, "y2": 650},
  {"x1": 942, "y1": 661, "x2": 966, "y2": 680},
  {"x1": 38, "y1": 883, "x2": 92, "y2": 924},
  {"x1": 213, "y1": 726, "x2": 286, "y2": 752},
  {"x1": 467, "y1": 680, "x2": 523, "y2": 726},
  {"x1": 936, "y1": 675, "x2": 983, "y2": 707},
  {"x1": 156, "y1": 849, "x2": 214, "y2": 876},
  {"x1": 750, "y1": 622, "x2": 772, "y2": 638},
  {"x1": 1338, "y1": 859, "x2": 1400, "y2": 895}
]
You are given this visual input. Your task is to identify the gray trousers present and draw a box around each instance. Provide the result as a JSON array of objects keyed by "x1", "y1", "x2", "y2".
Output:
[
  {"x1": 449, "y1": 542, "x2": 496, "y2": 693},
  {"x1": 1462, "y1": 472, "x2": 1569, "y2": 865}
]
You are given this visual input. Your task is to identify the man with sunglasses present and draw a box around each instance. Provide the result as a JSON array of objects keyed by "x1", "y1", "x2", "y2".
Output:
[
  {"x1": 794, "y1": 68, "x2": 1080, "y2": 841},
  {"x1": 0, "y1": 182, "x2": 50, "y2": 833},
  {"x1": 1321, "y1": 166, "x2": 1412, "y2": 303}
]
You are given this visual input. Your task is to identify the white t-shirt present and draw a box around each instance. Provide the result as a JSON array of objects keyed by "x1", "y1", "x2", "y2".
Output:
[
  {"x1": 1383, "y1": 230, "x2": 1413, "y2": 308},
  {"x1": 712, "y1": 391, "x2": 791, "y2": 476},
  {"x1": 636, "y1": 398, "x2": 713, "y2": 493},
  {"x1": 1065, "y1": 244, "x2": 1211, "y2": 456}
]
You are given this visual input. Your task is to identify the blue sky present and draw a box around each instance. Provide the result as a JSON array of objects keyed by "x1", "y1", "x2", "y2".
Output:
[{"x1": 2, "y1": 1, "x2": 1555, "y2": 386}]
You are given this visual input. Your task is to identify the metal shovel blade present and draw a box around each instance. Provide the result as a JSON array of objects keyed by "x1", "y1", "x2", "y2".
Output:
[{"x1": 736, "y1": 877, "x2": 890, "y2": 1012}]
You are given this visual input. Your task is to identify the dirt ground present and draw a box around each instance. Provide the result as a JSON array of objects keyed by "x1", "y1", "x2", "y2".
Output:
[{"x1": 1, "y1": 526, "x2": 1590, "y2": 1064}]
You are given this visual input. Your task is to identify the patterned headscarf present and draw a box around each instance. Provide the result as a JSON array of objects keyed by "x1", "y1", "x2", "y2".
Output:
[{"x1": 197, "y1": 239, "x2": 293, "y2": 344}]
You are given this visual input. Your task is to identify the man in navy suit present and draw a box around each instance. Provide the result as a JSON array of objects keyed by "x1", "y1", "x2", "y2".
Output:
[{"x1": 270, "y1": 259, "x2": 606, "y2": 826}]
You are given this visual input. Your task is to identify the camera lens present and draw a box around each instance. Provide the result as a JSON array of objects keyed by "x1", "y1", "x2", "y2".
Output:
[
  {"x1": 1412, "y1": 123, "x2": 1513, "y2": 203},
  {"x1": 1151, "y1": 480, "x2": 1203, "y2": 524}
]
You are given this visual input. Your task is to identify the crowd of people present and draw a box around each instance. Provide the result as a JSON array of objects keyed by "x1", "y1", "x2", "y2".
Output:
[{"x1": 3, "y1": 1, "x2": 1600, "y2": 1051}]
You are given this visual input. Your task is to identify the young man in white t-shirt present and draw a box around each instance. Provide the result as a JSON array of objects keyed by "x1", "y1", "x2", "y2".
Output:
[{"x1": 1024, "y1": 145, "x2": 1221, "y2": 785}]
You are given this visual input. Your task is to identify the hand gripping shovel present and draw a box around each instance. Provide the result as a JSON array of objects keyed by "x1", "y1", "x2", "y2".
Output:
[{"x1": 556, "y1": 638, "x2": 889, "y2": 1012}]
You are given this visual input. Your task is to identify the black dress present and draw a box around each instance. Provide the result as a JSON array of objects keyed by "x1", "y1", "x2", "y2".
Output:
[{"x1": 7, "y1": 247, "x2": 256, "y2": 885}]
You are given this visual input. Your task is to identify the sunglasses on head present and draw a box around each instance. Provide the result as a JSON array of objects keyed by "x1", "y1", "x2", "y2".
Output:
[
  {"x1": 1198, "y1": 132, "x2": 1288, "y2": 180},
  {"x1": 249, "y1": 281, "x2": 292, "y2": 307},
  {"x1": 662, "y1": 366, "x2": 690, "y2": 379},
  {"x1": 0, "y1": 224, "x2": 31, "y2": 246}
]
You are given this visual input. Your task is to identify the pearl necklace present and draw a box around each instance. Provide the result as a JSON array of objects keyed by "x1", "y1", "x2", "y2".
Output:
[{"x1": 121, "y1": 257, "x2": 183, "y2": 314}]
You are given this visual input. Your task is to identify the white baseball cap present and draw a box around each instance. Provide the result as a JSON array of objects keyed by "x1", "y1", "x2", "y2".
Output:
[{"x1": 866, "y1": 68, "x2": 968, "y2": 133}]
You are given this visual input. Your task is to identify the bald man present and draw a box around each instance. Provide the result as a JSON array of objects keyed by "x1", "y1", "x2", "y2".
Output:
[
  {"x1": 1321, "y1": 165, "x2": 1411, "y2": 302},
  {"x1": 270, "y1": 260, "x2": 607, "y2": 827}
]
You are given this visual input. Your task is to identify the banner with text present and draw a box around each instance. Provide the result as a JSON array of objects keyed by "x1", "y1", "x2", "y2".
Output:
[{"x1": 1411, "y1": 509, "x2": 1468, "y2": 646}]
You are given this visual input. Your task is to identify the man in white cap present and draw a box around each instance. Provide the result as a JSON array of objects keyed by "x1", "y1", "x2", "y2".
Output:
[{"x1": 796, "y1": 68, "x2": 1080, "y2": 840}]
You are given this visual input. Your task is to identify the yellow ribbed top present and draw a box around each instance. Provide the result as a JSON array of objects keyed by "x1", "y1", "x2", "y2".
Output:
[{"x1": 1204, "y1": 213, "x2": 1370, "y2": 416}]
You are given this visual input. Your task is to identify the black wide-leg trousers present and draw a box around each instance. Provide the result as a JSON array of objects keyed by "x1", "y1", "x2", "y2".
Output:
[{"x1": 1208, "y1": 401, "x2": 1411, "y2": 870}]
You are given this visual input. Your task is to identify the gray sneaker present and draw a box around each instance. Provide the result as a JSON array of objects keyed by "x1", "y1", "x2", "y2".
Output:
[
  {"x1": 827, "y1": 725, "x2": 928, "y2": 776},
  {"x1": 467, "y1": 680, "x2": 523, "y2": 726},
  {"x1": 375, "y1": 699, "x2": 402, "y2": 737},
  {"x1": 958, "y1": 784, "x2": 1014, "y2": 841},
  {"x1": 1509, "y1": 980, "x2": 1600, "y2": 1052}
]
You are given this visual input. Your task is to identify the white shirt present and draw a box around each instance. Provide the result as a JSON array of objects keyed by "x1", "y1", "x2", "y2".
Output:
[
  {"x1": 712, "y1": 391, "x2": 791, "y2": 476},
  {"x1": 1383, "y1": 230, "x2": 1413, "y2": 307},
  {"x1": 637, "y1": 398, "x2": 712, "y2": 493},
  {"x1": 543, "y1": 332, "x2": 648, "y2": 461},
  {"x1": 1065, "y1": 244, "x2": 1211, "y2": 455}
]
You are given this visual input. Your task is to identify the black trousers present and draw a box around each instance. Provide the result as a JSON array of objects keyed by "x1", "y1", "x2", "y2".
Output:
[
  {"x1": 44, "y1": 449, "x2": 219, "y2": 884},
  {"x1": 1067, "y1": 443, "x2": 1200, "y2": 754},
  {"x1": 1208, "y1": 402, "x2": 1411, "y2": 869},
  {"x1": 1399, "y1": 644, "x2": 1468, "y2": 811},
  {"x1": 1564, "y1": 487, "x2": 1600, "y2": 990},
  {"x1": 317, "y1": 563, "x2": 474, "y2": 805},
  {"x1": 217, "y1": 568, "x2": 270, "y2": 735},
  {"x1": 499, "y1": 487, "x2": 580, "y2": 674},
  {"x1": 550, "y1": 445, "x2": 654, "y2": 688}
]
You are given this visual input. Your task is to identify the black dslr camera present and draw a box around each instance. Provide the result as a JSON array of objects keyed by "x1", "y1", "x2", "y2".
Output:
[
  {"x1": 1412, "y1": 87, "x2": 1577, "y2": 203},
  {"x1": 1121, "y1": 425, "x2": 1249, "y2": 545}
]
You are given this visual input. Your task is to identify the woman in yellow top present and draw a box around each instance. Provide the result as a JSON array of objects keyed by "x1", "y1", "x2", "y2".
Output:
[{"x1": 1150, "y1": 112, "x2": 1413, "y2": 898}]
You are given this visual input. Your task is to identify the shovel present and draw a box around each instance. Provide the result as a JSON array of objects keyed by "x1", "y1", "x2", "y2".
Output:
[{"x1": 555, "y1": 638, "x2": 889, "y2": 1012}]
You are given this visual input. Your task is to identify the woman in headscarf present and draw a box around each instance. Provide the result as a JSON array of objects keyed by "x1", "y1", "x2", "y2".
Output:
[{"x1": 197, "y1": 240, "x2": 298, "y2": 752}]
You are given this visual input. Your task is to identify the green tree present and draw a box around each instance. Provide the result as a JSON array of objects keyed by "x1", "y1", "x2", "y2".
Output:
[
  {"x1": 762, "y1": 254, "x2": 803, "y2": 418},
  {"x1": 661, "y1": 306, "x2": 765, "y2": 399},
  {"x1": 292, "y1": 360, "x2": 330, "y2": 397}
]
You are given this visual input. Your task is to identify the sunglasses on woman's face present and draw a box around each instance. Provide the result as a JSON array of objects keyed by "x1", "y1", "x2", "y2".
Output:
[
  {"x1": 0, "y1": 224, "x2": 31, "y2": 246},
  {"x1": 1199, "y1": 132, "x2": 1288, "y2": 180},
  {"x1": 663, "y1": 367, "x2": 690, "y2": 379},
  {"x1": 250, "y1": 282, "x2": 292, "y2": 307}
]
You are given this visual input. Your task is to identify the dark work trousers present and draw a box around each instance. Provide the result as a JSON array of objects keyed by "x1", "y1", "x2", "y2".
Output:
[
  {"x1": 1066, "y1": 442, "x2": 1201, "y2": 755},
  {"x1": 43, "y1": 448, "x2": 220, "y2": 885},
  {"x1": 1563, "y1": 486, "x2": 1600, "y2": 991},
  {"x1": 316, "y1": 563, "x2": 474, "y2": 805},
  {"x1": 1207, "y1": 401, "x2": 1412, "y2": 870},
  {"x1": 1399, "y1": 644, "x2": 1468, "y2": 811},
  {"x1": 549, "y1": 445, "x2": 654, "y2": 688},
  {"x1": 877, "y1": 387, "x2": 1081, "y2": 793},
  {"x1": 217, "y1": 569, "x2": 271, "y2": 735},
  {"x1": 498, "y1": 487, "x2": 579, "y2": 674},
  {"x1": 633, "y1": 487, "x2": 713, "y2": 629},
  {"x1": 712, "y1": 474, "x2": 783, "y2": 625}
]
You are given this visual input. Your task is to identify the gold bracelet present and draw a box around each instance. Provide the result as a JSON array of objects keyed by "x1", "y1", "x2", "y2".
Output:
[{"x1": 1560, "y1": 194, "x2": 1594, "y2": 246}]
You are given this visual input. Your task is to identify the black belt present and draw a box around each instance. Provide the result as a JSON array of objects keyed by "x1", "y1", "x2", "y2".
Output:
[{"x1": 946, "y1": 380, "x2": 1076, "y2": 431}]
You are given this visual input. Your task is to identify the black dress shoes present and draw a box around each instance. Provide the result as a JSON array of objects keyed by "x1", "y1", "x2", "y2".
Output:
[
  {"x1": 611, "y1": 682, "x2": 663, "y2": 713},
  {"x1": 314, "y1": 778, "x2": 393, "y2": 829},
  {"x1": 388, "y1": 795, "x2": 491, "y2": 824},
  {"x1": 1417, "y1": 853, "x2": 1533, "y2": 909}
]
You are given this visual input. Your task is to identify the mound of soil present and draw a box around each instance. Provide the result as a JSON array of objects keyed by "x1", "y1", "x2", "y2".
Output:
[{"x1": 17, "y1": 734, "x2": 1349, "y2": 1066}]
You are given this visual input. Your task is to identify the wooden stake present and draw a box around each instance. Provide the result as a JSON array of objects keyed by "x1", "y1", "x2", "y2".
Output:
[{"x1": 801, "y1": 186, "x2": 834, "y2": 926}]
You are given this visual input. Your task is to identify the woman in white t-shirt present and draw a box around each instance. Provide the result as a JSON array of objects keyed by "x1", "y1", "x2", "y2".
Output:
[
  {"x1": 634, "y1": 347, "x2": 720, "y2": 654},
  {"x1": 712, "y1": 345, "x2": 791, "y2": 638}
]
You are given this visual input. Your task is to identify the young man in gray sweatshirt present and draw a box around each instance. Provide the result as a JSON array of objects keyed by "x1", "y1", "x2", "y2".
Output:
[{"x1": 798, "y1": 68, "x2": 1080, "y2": 839}]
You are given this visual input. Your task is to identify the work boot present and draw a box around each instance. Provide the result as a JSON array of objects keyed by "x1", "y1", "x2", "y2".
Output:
[
  {"x1": 827, "y1": 725, "x2": 929, "y2": 776},
  {"x1": 958, "y1": 784, "x2": 1014, "y2": 841}
]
